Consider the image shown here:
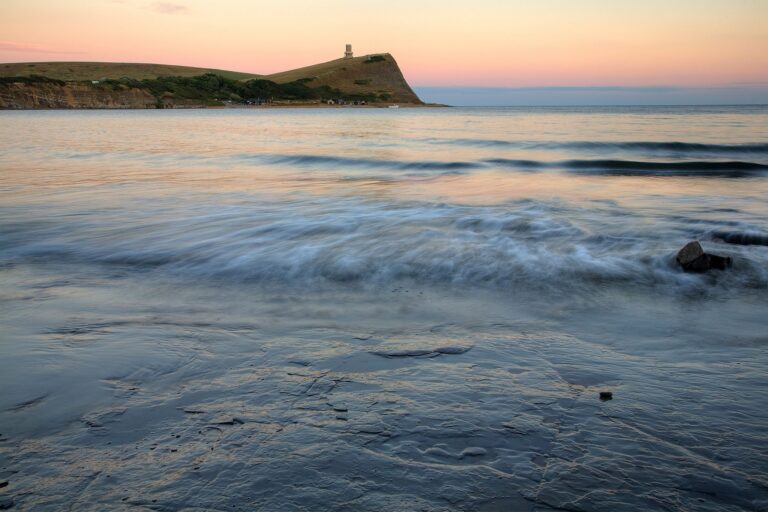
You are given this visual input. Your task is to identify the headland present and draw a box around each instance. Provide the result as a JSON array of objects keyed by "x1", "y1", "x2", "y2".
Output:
[{"x1": 0, "y1": 48, "x2": 435, "y2": 109}]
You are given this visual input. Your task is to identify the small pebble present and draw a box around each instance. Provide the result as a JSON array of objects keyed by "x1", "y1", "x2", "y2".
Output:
[{"x1": 599, "y1": 391, "x2": 613, "y2": 401}]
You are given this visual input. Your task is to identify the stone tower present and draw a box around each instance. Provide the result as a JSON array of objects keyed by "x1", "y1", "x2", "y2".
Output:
[{"x1": 344, "y1": 44, "x2": 353, "y2": 59}]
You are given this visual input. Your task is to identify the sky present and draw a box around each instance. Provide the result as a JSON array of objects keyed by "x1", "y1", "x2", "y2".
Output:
[{"x1": 2, "y1": 0, "x2": 767, "y2": 105}]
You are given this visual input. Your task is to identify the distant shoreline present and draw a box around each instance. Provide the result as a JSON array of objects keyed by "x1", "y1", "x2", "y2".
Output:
[{"x1": 0, "y1": 103, "x2": 449, "y2": 110}]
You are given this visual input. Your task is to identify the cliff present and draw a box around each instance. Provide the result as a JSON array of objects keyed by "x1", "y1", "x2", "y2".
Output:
[
  {"x1": 265, "y1": 54, "x2": 421, "y2": 104},
  {"x1": 0, "y1": 54, "x2": 425, "y2": 109},
  {"x1": 0, "y1": 82, "x2": 157, "y2": 109}
]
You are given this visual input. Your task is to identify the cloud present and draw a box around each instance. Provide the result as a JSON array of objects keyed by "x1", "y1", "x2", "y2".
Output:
[
  {"x1": 0, "y1": 41, "x2": 86, "y2": 55},
  {"x1": 151, "y1": 2, "x2": 189, "y2": 14}
]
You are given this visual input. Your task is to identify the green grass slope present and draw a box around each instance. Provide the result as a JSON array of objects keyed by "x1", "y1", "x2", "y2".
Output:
[
  {"x1": 265, "y1": 54, "x2": 421, "y2": 104},
  {"x1": 0, "y1": 62, "x2": 261, "y2": 81}
]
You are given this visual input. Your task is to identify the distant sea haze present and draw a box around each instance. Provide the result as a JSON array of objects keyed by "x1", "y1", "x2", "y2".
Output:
[{"x1": 414, "y1": 84, "x2": 768, "y2": 106}]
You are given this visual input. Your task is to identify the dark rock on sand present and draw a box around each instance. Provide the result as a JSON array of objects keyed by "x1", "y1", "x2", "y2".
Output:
[
  {"x1": 371, "y1": 349, "x2": 435, "y2": 358},
  {"x1": 434, "y1": 346, "x2": 472, "y2": 355},
  {"x1": 371, "y1": 346, "x2": 472, "y2": 358},
  {"x1": 599, "y1": 391, "x2": 613, "y2": 401},
  {"x1": 676, "y1": 241, "x2": 732, "y2": 272},
  {"x1": 211, "y1": 417, "x2": 244, "y2": 426}
]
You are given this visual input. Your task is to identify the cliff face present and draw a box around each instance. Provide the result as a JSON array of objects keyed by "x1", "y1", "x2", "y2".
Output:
[{"x1": 0, "y1": 82, "x2": 158, "y2": 109}]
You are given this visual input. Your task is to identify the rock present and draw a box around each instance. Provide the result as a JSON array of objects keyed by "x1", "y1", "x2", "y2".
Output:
[
  {"x1": 599, "y1": 391, "x2": 613, "y2": 401},
  {"x1": 434, "y1": 346, "x2": 472, "y2": 355},
  {"x1": 370, "y1": 349, "x2": 435, "y2": 358},
  {"x1": 460, "y1": 447, "x2": 487, "y2": 458},
  {"x1": 676, "y1": 241, "x2": 732, "y2": 272},
  {"x1": 705, "y1": 253, "x2": 732, "y2": 270},
  {"x1": 211, "y1": 417, "x2": 244, "y2": 426},
  {"x1": 371, "y1": 346, "x2": 472, "y2": 358},
  {"x1": 676, "y1": 241, "x2": 704, "y2": 265},
  {"x1": 0, "y1": 481, "x2": 6, "y2": 488}
]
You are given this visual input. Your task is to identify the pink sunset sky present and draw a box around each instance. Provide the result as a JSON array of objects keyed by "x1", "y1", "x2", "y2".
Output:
[{"x1": 1, "y1": 0, "x2": 767, "y2": 88}]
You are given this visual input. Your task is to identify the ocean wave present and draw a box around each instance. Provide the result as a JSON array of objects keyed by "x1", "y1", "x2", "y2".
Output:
[
  {"x1": 425, "y1": 138, "x2": 768, "y2": 155},
  {"x1": 248, "y1": 154, "x2": 481, "y2": 172},
  {"x1": 709, "y1": 231, "x2": 768, "y2": 246},
  {"x1": 254, "y1": 154, "x2": 768, "y2": 177},
  {"x1": 481, "y1": 158, "x2": 547, "y2": 169},
  {"x1": 30, "y1": 147, "x2": 768, "y2": 178},
  {"x1": 558, "y1": 159, "x2": 768, "y2": 176},
  {"x1": 2, "y1": 200, "x2": 766, "y2": 293},
  {"x1": 481, "y1": 158, "x2": 768, "y2": 176}
]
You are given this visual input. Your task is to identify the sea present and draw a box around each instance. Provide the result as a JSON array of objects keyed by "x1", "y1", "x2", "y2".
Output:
[{"x1": 1, "y1": 106, "x2": 767, "y2": 511}]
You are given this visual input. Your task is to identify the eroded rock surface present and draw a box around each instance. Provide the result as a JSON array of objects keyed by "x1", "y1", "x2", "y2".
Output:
[{"x1": 2, "y1": 320, "x2": 766, "y2": 511}]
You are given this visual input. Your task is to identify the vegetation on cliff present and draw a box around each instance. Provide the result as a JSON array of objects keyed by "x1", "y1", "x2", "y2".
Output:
[
  {"x1": 0, "y1": 53, "x2": 425, "y2": 108},
  {"x1": 0, "y1": 75, "x2": 66, "y2": 86},
  {"x1": 129, "y1": 74, "x2": 385, "y2": 103},
  {"x1": 1, "y1": 73, "x2": 388, "y2": 107}
]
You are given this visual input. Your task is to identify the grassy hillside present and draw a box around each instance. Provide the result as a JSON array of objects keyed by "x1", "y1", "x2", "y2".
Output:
[
  {"x1": 266, "y1": 54, "x2": 420, "y2": 103},
  {"x1": 0, "y1": 53, "x2": 425, "y2": 106},
  {"x1": 0, "y1": 62, "x2": 261, "y2": 81}
]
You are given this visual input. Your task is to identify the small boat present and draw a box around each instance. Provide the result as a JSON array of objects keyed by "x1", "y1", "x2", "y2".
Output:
[{"x1": 388, "y1": 104, "x2": 400, "y2": 109}]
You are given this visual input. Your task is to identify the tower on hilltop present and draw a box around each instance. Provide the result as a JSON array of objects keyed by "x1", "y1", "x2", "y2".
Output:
[{"x1": 344, "y1": 44, "x2": 353, "y2": 59}]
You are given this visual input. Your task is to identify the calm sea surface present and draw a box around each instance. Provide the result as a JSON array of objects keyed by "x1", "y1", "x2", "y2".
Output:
[{"x1": 1, "y1": 107, "x2": 767, "y2": 510}]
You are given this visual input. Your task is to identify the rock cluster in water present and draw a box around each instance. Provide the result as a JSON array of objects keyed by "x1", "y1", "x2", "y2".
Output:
[{"x1": 676, "y1": 241, "x2": 732, "y2": 272}]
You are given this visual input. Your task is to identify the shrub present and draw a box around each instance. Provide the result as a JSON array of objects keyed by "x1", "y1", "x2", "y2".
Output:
[{"x1": 0, "y1": 75, "x2": 66, "y2": 86}]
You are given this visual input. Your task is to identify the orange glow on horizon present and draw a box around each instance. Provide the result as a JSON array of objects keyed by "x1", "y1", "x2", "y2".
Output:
[{"x1": 1, "y1": 0, "x2": 766, "y2": 87}]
